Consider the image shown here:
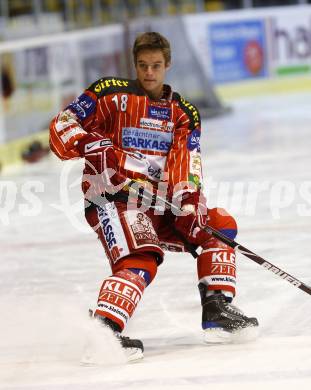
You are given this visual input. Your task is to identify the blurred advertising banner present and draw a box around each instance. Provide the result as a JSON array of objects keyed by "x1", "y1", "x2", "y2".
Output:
[
  {"x1": 268, "y1": 12, "x2": 311, "y2": 77},
  {"x1": 208, "y1": 20, "x2": 268, "y2": 83},
  {"x1": 183, "y1": 5, "x2": 311, "y2": 84}
]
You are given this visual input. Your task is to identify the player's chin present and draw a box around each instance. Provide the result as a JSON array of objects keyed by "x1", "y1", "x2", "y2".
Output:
[{"x1": 143, "y1": 80, "x2": 157, "y2": 88}]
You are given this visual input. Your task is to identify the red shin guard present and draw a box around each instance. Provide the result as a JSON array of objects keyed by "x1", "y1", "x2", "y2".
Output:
[
  {"x1": 95, "y1": 269, "x2": 146, "y2": 331},
  {"x1": 197, "y1": 237, "x2": 236, "y2": 297}
]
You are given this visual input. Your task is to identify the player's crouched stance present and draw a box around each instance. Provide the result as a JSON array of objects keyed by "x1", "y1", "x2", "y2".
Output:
[{"x1": 82, "y1": 171, "x2": 258, "y2": 360}]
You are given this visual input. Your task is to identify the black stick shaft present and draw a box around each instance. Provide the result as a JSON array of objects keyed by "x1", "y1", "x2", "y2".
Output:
[{"x1": 202, "y1": 224, "x2": 311, "y2": 296}]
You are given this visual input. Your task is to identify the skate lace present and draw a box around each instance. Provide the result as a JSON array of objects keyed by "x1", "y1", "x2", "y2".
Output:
[{"x1": 223, "y1": 300, "x2": 244, "y2": 316}]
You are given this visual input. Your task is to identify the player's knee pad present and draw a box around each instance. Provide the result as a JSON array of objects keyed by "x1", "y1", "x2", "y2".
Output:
[
  {"x1": 95, "y1": 268, "x2": 147, "y2": 331},
  {"x1": 197, "y1": 237, "x2": 236, "y2": 299},
  {"x1": 208, "y1": 207, "x2": 237, "y2": 240}
]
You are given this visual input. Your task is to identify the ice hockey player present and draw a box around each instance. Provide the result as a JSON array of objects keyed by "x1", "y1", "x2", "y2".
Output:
[{"x1": 49, "y1": 32, "x2": 258, "y2": 360}]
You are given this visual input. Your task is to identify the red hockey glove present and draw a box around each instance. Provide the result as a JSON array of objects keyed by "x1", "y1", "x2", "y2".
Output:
[
  {"x1": 174, "y1": 191, "x2": 212, "y2": 247},
  {"x1": 76, "y1": 133, "x2": 131, "y2": 201}
]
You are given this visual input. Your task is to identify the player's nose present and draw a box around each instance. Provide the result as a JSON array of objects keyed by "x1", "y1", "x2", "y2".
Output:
[{"x1": 146, "y1": 66, "x2": 153, "y2": 75}]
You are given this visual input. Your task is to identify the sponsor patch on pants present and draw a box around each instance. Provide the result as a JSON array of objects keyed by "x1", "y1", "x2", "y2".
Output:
[{"x1": 127, "y1": 211, "x2": 160, "y2": 247}]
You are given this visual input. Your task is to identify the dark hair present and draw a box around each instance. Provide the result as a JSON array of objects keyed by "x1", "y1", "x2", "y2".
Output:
[{"x1": 132, "y1": 32, "x2": 171, "y2": 65}]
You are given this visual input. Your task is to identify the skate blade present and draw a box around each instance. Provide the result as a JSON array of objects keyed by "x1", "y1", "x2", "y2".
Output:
[
  {"x1": 80, "y1": 348, "x2": 143, "y2": 365},
  {"x1": 125, "y1": 347, "x2": 144, "y2": 363},
  {"x1": 204, "y1": 325, "x2": 259, "y2": 344}
]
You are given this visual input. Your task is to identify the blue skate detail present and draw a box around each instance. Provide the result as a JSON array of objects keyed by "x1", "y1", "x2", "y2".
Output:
[{"x1": 202, "y1": 321, "x2": 223, "y2": 330}]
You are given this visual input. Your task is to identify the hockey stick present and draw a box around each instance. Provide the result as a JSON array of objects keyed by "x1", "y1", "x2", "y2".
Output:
[{"x1": 133, "y1": 186, "x2": 311, "y2": 296}]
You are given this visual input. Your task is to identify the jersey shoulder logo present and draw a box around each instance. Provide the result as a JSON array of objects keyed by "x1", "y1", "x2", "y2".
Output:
[
  {"x1": 66, "y1": 93, "x2": 96, "y2": 120},
  {"x1": 187, "y1": 129, "x2": 201, "y2": 151},
  {"x1": 173, "y1": 92, "x2": 201, "y2": 130}
]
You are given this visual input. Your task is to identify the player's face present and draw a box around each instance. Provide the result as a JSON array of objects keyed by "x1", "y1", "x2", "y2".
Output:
[{"x1": 135, "y1": 49, "x2": 170, "y2": 100}]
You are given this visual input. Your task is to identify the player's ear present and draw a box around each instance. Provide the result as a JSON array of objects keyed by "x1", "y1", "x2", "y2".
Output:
[{"x1": 165, "y1": 62, "x2": 171, "y2": 70}]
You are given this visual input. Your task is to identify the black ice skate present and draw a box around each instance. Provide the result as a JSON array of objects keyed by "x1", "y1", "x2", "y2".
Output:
[
  {"x1": 93, "y1": 311, "x2": 144, "y2": 362},
  {"x1": 199, "y1": 284, "x2": 259, "y2": 343}
]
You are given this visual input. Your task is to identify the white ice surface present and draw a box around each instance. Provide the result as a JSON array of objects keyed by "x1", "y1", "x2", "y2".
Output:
[{"x1": 0, "y1": 92, "x2": 311, "y2": 389}]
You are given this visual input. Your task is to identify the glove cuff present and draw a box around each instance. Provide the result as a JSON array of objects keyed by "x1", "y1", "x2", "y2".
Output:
[{"x1": 76, "y1": 133, "x2": 113, "y2": 155}]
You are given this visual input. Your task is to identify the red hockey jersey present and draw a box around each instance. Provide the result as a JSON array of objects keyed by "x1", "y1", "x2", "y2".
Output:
[{"x1": 49, "y1": 77, "x2": 202, "y2": 193}]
